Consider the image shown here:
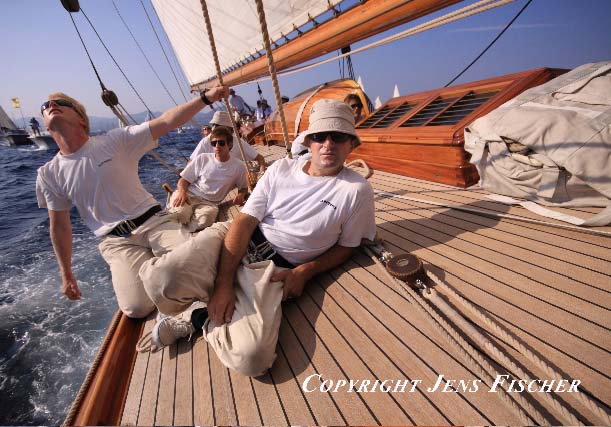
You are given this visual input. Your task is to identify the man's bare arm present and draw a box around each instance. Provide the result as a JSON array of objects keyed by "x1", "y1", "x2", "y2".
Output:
[
  {"x1": 172, "y1": 178, "x2": 192, "y2": 207},
  {"x1": 272, "y1": 245, "x2": 354, "y2": 300},
  {"x1": 48, "y1": 209, "x2": 81, "y2": 300},
  {"x1": 208, "y1": 213, "x2": 259, "y2": 324},
  {"x1": 149, "y1": 85, "x2": 228, "y2": 140}
]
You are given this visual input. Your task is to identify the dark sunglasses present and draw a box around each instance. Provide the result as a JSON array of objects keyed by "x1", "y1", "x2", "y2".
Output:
[
  {"x1": 202, "y1": 127, "x2": 211, "y2": 131},
  {"x1": 210, "y1": 139, "x2": 227, "y2": 147},
  {"x1": 309, "y1": 131, "x2": 353, "y2": 144},
  {"x1": 349, "y1": 103, "x2": 363, "y2": 110},
  {"x1": 41, "y1": 99, "x2": 83, "y2": 118}
]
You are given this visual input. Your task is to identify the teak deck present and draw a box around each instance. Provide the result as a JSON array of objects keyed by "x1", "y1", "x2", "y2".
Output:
[{"x1": 71, "y1": 144, "x2": 611, "y2": 426}]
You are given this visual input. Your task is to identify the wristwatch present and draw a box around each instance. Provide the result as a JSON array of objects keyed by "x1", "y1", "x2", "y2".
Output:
[{"x1": 200, "y1": 88, "x2": 212, "y2": 105}]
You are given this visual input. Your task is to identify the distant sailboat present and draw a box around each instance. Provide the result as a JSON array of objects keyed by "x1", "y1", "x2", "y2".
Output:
[
  {"x1": 374, "y1": 96, "x2": 382, "y2": 109},
  {"x1": 0, "y1": 105, "x2": 31, "y2": 146},
  {"x1": 393, "y1": 84, "x2": 400, "y2": 98}
]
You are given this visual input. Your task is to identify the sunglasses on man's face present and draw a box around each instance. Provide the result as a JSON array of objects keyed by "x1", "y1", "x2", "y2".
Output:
[
  {"x1": 349, "y1": 103, "x2": 363, "y2": 110},
  {"x1": 309, "y1": 131, "x2": 353, "y2": 144},
  {"x1": 210, "y1": 139, "x2": 227, "y2": 147},
  {"x1": 41, "y1": 99, "x2": 83, "y2": 118}
]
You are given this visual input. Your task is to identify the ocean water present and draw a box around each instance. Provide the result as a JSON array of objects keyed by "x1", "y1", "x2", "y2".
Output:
[{"x1": 0, "y1": 129, "x2": 201, "y2": 425}]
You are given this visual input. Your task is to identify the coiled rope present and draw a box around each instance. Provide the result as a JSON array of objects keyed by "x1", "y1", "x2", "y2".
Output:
[{"x1": 198, "y1": 0, "x2": 257, "y2": 192}]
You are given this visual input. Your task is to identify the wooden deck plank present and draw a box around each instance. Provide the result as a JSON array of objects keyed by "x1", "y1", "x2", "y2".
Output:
[
  {"x1": 282, "y1": 303, "x2": 378, "y2": 425},
  {"x1": 174, "y1": 338, "x2": 194, "y2": 425},
  {"x1": 155, "y1": 344, "x2": 177, "y2": 425},
  {"x1": 277, "y1": 317, "x2": 345, "y2": 425},
  {"x1": 321, "y1": 262, "x2": 515, "y2": 424},
  {"x1": 250, "y1": 372, "x2": 289, "y2": 425},
  {"x1": 375, "y1": 198, "x2": 611, "y2": 311},
  {"x1": 268, "y1": 342, "x2": 317, "y2": 425},
  {"x1": 377, "y1": 195, "x2": 611, "y2": 275},
  {"x1": 295, "y1": 288, "x2": 412, "y2": 425},
  {"x1": 208, "y1": 349, "x2": 238, "y2": 425},
  {"x1": 120, "y1": 314, "x2": 155, "y2": 425},
  {"x1": 370, "y1": 172, "x2": 611, "y2": 244},
  {"x1": 192, "y1": 334, "x2": 214, "y2": 425},
  {"x1": 136, "y1": 338, "x2": 163, "y2": 425},
  {"x1": 228, "y1": 368, "x2": 262, "y2": 425},
  {"x1": 375, "y1": 211, "x2": 611, "y2": 347}
]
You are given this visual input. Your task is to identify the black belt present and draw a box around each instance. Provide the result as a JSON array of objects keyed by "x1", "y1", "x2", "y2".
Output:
[
  {"x1": 249, "y1": 226, "x2": 295, "y2": 268},
  {"x1": 108, "y1": 205, "x2": 162, "y2": 237}
]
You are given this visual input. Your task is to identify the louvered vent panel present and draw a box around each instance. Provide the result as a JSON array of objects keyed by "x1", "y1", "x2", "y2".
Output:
[
  {"x1": 400, "y1": 97, "x2": 458, "y2": 127},
  {"x1": 427, "y1": 91, "x2": 499, "y2": 126},
  {"x1": 358, "y1": 106, "x2": 393, "y2": 128},
  {"x1": 371, "y1": 103, "x2": 414, "y2": 128}
]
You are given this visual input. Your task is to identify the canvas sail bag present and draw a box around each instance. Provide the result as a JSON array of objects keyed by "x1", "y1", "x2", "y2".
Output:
[{"x1": 464, "y1": 61, "x2": 611, "y2": 226}]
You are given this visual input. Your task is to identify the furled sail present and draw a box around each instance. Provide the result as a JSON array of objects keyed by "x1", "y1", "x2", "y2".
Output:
[{"x1": 152, "y1": 0, "x2": 461, "y2": 89}]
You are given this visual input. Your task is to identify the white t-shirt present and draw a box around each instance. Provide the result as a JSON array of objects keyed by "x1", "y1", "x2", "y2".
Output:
[
  {"x1": 181, "y1": 153, "x2": 247, "y2": 203},
  {"x1": 229, "y1": 95, "x2": 249, "y2": 113},
  {"x1": 241, "y1": 157, "x2": 376, "y2": 265},
  {"x1": 190, "y1": 135, "x2": 259, "y2": 162},
  {"x1": 36, "y1": 123, "x2": 159, "y2": 237}
]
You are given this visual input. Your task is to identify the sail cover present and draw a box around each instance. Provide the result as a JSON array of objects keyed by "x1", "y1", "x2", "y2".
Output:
[{"x1": 152, "y1": 0, "x2": 342, "y2": 87}]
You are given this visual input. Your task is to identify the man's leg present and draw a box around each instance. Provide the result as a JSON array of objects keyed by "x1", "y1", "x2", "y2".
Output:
[
  {"x1": 140, "y1": 221, "x2": 229, "y2": 315},
  {"x1": 205, "y1": 259, "x2": 286, "y2": 377},
  {"x1": 99, "y1": 236, "x2": 155, "y2": 319}
]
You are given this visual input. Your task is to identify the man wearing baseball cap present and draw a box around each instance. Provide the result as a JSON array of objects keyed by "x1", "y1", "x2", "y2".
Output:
[
  {"x1": 190, "y1": 110, "x2": 266, "y2": 172},
  {"x1": 139, "y1": 99, "x2": 375, "y2": 377}
]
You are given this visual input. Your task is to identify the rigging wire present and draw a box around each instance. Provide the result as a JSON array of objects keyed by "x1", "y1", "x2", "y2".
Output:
[
  {"x1": 140, "y1": 0, "x2": 190, "y2": 103},
  {"x1": 112, "y1": 0, "x2": 179, "y2": 107},
  {"x1": 445, "y1": 0, "x2": 534, "y2": 87},
  {"x1": 79, "y1": 7, "x2": 155, "y2": 116},
  {"x1": 240, "y1": 0, "x2": 515, "y2": 87}
]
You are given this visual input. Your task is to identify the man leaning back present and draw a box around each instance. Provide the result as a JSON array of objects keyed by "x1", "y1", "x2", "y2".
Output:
[{"x1": 139, "y1": 98, "x2": 376, "y2": 377}]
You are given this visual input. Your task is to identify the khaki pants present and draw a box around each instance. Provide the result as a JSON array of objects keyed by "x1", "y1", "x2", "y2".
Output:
[
  {"x1": 167, "y1": 192, "x2": 219, "y2": 232},
  {"x1": 99, "y1": 214, "x2": 190, "y2": 319},
  {"x1": 139, "y1": 221, "x2": 286, "y2": 377}
]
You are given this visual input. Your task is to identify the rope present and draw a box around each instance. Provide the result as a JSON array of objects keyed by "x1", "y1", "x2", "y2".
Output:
[
  {"x1": 67, "y1": 12, "x2": 106, "y2": 92},
  {"x1": 445, "y1": 0, "x2": 534, "y2": 86},
  {"x1": 361, "y1": 245, "x2": 543, "y2": 424},
  {"x1": 199, "y1": 0, "x2": 256, "y2": 192},
  {"x1": 426, "y1": 271, "x2": 611, "y2": 424},
  {"x1": 254, "y1": 0, "x2": 292, "y2": 158},
  {"x1": 247, "y1": 0, "x2": 515, "y2": 85},
  {"x1": 62, "y1": 310, "x2": 123, "y2": 427},
  {"x1": 112, "y1": 0, "x2": 179, "y2": 106},
  {"x1": 374, "y1": 190, "x2": 611, "y2": 237},
  {"x1": 80, "y1": 7, "x2": 155, "y2": 117}
]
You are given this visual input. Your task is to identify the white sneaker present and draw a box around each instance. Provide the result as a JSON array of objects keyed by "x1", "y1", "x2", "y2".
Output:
[
  {"x1": 151, "y1": 316, "x2": 194, "y2": 349},
  {"x1": 151, "y1": 301, "x2": 206, "y2": 349}
]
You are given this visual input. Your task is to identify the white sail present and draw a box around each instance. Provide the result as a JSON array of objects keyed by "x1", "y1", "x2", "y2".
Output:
[
  {"x1": 393, "y1": 84, "x2": 400, "y2": 98},
  {"x1": 357, "y1": 76, "x2": 366, "y2": 93},
  {"x1": 374, "y1": 96, "x2": 382, "y2": 109},
  {"x1": 152, "y1": 0, "x2": 342, "y2": 87},
  {"x1": 0, "y1": 105, "x2": 18, "y2": 130}
]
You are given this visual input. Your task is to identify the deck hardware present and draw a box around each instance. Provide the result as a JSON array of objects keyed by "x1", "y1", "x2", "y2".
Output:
[{"x1": 386, "y1": 253, "x2": 431, "y2": 294}]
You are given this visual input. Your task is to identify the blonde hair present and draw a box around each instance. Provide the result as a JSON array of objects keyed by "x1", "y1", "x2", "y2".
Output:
[{"x1": 46, "y1": 92, "x2": 90, "y2": 134}]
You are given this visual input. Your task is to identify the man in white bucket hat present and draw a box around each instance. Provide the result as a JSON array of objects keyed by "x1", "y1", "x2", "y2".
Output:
[
  {"x1": 139, "y1": 99, "x2": 375, "y2": 377},
  {"x1": 189, "y1": 110, "x2": 267, "y2": 172}
]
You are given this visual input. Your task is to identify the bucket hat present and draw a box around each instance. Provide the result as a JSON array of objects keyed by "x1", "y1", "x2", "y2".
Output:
[
  {"x1": 210, "y1": 111, "x2": 233, "y2": 128},
  {"x1": 302, "y1": 99, "x2": 361, "y2": 147}
]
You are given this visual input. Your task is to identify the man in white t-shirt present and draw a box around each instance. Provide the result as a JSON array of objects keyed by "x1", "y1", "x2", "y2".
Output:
[
  {"x1": 139, "y1": 99, "x2": 376, "y2": 376},
  {"x1": 190, "y1": 111, "x2": 267, "y2": 173},
  {"x1": 228, "y1": 89, "x2": 252, "y2": 120},
  {"x1": 172, "y1": 126, "x2": 247, "y2": 232},
  {"x1": 35, "y1": 86, "x2": 228, "y2": 318}
]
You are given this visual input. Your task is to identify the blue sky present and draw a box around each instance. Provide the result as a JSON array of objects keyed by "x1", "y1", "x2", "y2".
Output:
[{"x1": 1, "y1": 0, "x2": 610, "y2": 120}]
